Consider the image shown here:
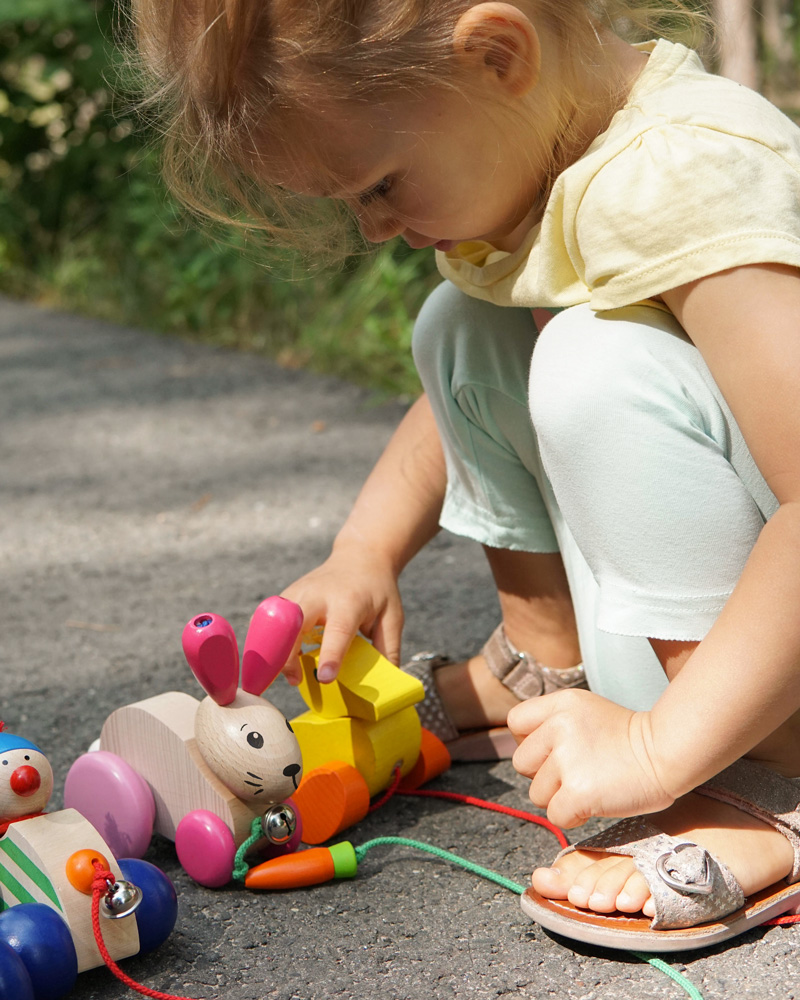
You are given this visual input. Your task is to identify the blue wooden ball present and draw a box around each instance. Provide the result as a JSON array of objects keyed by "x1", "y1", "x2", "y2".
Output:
[
  {"x1": 0, "y1": 938, "x2": 35, "y2": 1000},
  {"x1": 117, "y1": 858, "x2": 178, "y2": 954},
  {"x1": 0, "y1": 903, "x2": 77, "y2": 1000}
]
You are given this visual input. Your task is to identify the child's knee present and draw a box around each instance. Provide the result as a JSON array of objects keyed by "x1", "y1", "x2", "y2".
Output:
[
  {"x1": 411, "y1": 281, "x2": 477, "y2": 383},
  {"x1": 412, "y1": 281, "x2": 537, "y2": 409},
  {"x1": 528, "y1": 304, "x2": 689, "y2": 455}
]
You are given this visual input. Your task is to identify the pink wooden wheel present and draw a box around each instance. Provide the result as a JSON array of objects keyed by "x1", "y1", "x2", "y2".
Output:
[
  {"x1": 175, "y1": 810, "x2": 236, "y2": 887},
  {"x1": 63, "y1": 750, "x2": 155, "y2": 859}
]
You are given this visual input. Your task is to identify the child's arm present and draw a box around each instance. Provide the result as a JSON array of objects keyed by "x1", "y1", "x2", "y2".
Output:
[
  {"x1": 281, "y1": 393, "x2": 446, "y2": 683},
  {"x1": 510, "y1": 263, "x2": 800, "y2": 828}
]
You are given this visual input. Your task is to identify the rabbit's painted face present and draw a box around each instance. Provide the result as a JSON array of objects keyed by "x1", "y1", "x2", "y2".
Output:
[
  {"x1": 194, "y1": 691, "x2": 303, "y2": 803},
  {"x1": 0, "y1": 747, "x2": 53, "y2": 821}
]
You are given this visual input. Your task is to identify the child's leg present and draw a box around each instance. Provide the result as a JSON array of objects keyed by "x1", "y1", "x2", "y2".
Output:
[
  {"x1": 411, "y1": 283, "x2": 666, "y2": 729},
  {"x1": 526, "y1": 303, "x2": 798, "y2": 915}
]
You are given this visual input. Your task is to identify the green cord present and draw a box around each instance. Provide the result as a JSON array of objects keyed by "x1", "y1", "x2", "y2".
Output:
[
  {"x1": 234, "y1": 829, "x2": 705, "y2": 999},
  {"x1": 354, "y1": 836, "x2": 527, "y2": 895},
  {"x1": 231, "y1": 817, "x2": 263, "y2": 883},
  {"x1": 633, "y1": 955, "x2": 705, "y2": 1000},
  {"x1": 355, "y1": 836, "x2": 706, "y2": 1000}
]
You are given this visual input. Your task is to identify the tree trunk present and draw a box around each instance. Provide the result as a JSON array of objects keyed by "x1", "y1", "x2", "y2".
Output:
[
  {"x1": 761, "y1": 0, "x2": 796, "y2": 91},
  {"x1": 714, "y1": 0, "x2": 760, "y2": 88}
]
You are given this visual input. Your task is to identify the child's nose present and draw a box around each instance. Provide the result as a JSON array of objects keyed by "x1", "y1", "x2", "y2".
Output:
[
  {"x1": 10, "y1": 764, "x2": 41, "y2": 796},
  {"x1": 356, "y1": 204, "x2": 403, "y2": 245}
]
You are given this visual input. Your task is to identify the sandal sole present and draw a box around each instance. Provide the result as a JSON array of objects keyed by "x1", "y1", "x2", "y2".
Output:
[{"x1": 520, "y1": 881, "x2": 800, "y2": 952}]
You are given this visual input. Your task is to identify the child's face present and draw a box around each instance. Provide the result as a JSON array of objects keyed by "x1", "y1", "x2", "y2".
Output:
[{"x1": 270, "y1": 86, "x2": 554, "y2": 253}]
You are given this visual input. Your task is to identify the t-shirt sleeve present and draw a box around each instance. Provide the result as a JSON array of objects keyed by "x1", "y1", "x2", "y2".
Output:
[{"x1": 574, "y1": 124, "x2": 800, "y2": 310}]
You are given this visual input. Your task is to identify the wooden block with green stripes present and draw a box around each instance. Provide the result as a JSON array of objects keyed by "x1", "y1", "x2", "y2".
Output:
[
  {"x1": 0, "y1": 810, "x2": 139, "y2": 971},
  {"x1": 0, "y1": 830, "x2": 63, "y2": 911}
]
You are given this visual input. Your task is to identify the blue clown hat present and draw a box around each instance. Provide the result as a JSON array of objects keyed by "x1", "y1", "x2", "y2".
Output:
[{"x1": 0, "y1": 722, "x2": 43, "y2": 758}]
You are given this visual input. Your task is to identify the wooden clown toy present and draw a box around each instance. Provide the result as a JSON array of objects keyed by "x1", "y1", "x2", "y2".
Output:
[
  {"x1": 0, "y1": 722, "x2": 177, "y2": 1000},
  {"x1": 64, "y1": 596, "x2": 450, "y2": 891}
]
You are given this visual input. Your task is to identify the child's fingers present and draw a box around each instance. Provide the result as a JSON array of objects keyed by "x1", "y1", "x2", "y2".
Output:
[
  {"x1": 526, "y1": 753, "x2": 562, "y2": 810},
  {"x1": 281, "y1": 654, "x2": 304, "y2": 686},
  {"x1": 316, "y1": 617, "x2": 362, "y2": 682},
  {"x1": 511, "y1": 727, "x2": 552, "y2": 781},
  {"x1": 545, "y1": 788, "x2": 591, "y2": 830},
  {"x1": 369, "y1": 603, "x2": 405, "y2": 666}
]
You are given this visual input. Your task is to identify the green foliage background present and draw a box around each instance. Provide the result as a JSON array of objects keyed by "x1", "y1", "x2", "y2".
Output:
[
  {"x1": 0, "y1": 0, "x2": 440, "y2": 396},
  {"x1": 1, "y1": 2, "x2": 798, "y2": 395}
]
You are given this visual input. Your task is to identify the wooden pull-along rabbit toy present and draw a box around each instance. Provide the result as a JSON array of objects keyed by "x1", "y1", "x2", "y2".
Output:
[
  {"x1": 64, "y1": 596, "x2": 451, "y2": 889},
  {"x1": 0, "y1": 723, "x2": 177, "y2": 1000}
]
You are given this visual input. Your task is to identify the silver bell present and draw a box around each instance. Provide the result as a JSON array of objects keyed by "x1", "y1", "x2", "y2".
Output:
[
  {"x1": 261, "y1": 802, "x2": 297, "y2": 845},
  {"x1": 101, "y1": 878, "x2": 143, "y2": 919}
]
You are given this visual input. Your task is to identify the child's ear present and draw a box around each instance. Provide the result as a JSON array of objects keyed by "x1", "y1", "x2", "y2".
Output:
[{"x1": 453, "y1": 2, "x2": 541, "y2": 97}]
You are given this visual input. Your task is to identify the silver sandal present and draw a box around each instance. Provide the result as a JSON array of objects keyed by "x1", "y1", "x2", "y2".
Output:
[
  {"x1": 520, "y1": 757, "x2": 800, "y2": 951},
  {"x1": 403, "y1": 624, "x2": 586, "y2": 761}
]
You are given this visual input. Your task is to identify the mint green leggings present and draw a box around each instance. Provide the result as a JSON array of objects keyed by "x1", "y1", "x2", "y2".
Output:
[{"x1": 412, "y1": 282, "x2": 776, "y2": 711}]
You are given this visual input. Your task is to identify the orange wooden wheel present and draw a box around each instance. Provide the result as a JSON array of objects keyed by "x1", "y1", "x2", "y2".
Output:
[
  {"x1": 293, "y1": 761, "x2": 370, "y2": 845},
  {"x1": 398, "y1": 727, "x2": 451, "y2": 792}
]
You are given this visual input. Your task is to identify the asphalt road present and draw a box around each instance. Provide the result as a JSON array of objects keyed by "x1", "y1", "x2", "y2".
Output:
[{"x1": 1, "y1": 295, "x2": 796, "y2": 1000}]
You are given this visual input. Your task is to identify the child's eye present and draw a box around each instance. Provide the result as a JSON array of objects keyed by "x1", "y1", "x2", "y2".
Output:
[{"x1": 358, "y1": 177, "x2": 392, "y2": 206}]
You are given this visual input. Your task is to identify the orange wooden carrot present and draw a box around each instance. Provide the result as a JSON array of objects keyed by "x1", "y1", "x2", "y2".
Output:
[{"x1": 245, "y1": 842, "x2": 358, "y2": 890}]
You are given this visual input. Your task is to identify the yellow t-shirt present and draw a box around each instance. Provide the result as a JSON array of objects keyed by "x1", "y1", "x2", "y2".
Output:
[{"x1": 436, "y1": 40, "x2": 800, "y2": 311}]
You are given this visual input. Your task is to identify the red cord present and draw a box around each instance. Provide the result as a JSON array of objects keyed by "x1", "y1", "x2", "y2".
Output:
[
  {"x1": 368, "y1": 765, "x2": 404, "y2": 813},
  {"x1": 764, "y1": 914, "x2": 800, "y2": 926},
  {"x1": 91, "y1": 864, "x2": 199, "y2": 1000},
  {"x1": 398, "y1": 788, "x2": 570, "y2": 849}
]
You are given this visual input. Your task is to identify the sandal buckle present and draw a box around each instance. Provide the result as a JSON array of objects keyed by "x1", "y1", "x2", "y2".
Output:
[{"x1": 655, "y1": 842, "x2": 714, "y2": 896}]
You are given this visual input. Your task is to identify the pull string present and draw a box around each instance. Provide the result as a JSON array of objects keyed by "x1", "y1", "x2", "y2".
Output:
[
  {"x1": 353, "y1": 837, "x2": 707, "y2": 1000},
  {"x1": 398, "y1": 788, "x2": 570, "y2": 849},
  {"x1": 354, "y1": 836, "x2": 529, "y2": 895},
  {"x1": 91, "y1": 862, "x2": 199, "y2": 1000},
  {"x1": 368, "y1": 765, "x2": 404, "y2": 813}
]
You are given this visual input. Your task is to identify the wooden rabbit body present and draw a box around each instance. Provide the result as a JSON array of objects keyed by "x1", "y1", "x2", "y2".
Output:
[{"x1": 65, "y1": 597, "x2": 305, "y2": 887}]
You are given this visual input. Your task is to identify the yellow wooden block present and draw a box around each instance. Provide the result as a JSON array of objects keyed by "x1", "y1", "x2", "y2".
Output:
[
  {"x1": 297, "y1": 635, "x2": 424, "y2": 721},
  {"x1": 291, "y1": 706, "x2": 421, "y2": 796}
]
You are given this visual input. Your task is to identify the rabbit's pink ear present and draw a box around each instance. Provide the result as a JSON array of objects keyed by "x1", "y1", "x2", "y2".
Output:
[
  {"x1": 242, "y1": 596, "x2": 304, "y2": 695},
  {"x1": 182, "y1": 613, "x2": 239, "y2": 705}
]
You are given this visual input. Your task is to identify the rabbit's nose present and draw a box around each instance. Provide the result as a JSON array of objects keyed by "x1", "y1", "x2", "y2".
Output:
[{"x1": 283, "y1": 763, "x2": 301, "y2": 779}]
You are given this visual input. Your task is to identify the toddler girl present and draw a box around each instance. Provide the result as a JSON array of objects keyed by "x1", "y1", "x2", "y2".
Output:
[{"x1": 134, "y1": 0, "x2": 800, "y2": 949}]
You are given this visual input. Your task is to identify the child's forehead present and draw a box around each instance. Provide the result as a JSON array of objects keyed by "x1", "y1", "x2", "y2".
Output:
[{"x1": 258, "y1": 99, "x2": 422, "y2": 196}]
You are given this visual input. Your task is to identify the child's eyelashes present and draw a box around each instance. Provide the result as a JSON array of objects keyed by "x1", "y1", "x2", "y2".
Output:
[{"x1": 357, "y1": 176, "x2": 392, "y2": 206}]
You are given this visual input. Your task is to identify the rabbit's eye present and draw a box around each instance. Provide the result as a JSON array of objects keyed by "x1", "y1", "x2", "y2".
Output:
[
  {"x1": 247, "y1": 731, "x2": 264, "y2": 749},
  {"x1": 285, "y1": 718, "x2": 294, "y2": 734}
]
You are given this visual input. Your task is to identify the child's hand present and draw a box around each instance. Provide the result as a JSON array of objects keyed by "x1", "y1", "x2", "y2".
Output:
[
  {"x1": 280, "y1": 542, "x2": 404, "y2": 686},
  {"x1": 508, "y1": 689, "x2": 676, "y2": 828}
]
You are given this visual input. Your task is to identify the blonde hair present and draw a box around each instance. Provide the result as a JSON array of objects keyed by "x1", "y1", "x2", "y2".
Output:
[{"x1": 129, "y1": 0, "x2": 712, "y2": 260}]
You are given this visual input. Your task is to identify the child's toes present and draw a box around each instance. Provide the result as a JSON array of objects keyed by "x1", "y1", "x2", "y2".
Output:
[
  {"x1": 566, "y1": 855, "x2": 626, "y2": 909},
  {"x1": 531, "y1": 850, "x2": 596, "y2": 899},
  {"x1": 531, "y1": 864, "x2": 571, "y2": 899},
  {"x1": 587, "y1": 859, "x2": 640, "y2": 913},
  {"x1": 615, "y1": 870, "x2": 653, "y2": 914}
]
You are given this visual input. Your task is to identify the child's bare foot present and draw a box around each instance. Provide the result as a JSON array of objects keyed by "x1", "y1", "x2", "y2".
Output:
[{"x1": 531, "y1": 789, "x2": 796, "y2": 916}]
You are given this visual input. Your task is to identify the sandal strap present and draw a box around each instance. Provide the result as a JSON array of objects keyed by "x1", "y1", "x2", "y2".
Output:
[
  {"x1": 558, "y1": 816, "x2": 745, "y2": 930},
  {"x1": 403, "y1": 625, "x2": 587, "y2": 744},
  {"x1": 696, "y1": 759, "x2": 800, "y2": 883},
  {"x1": 402, "y1": 653, "x2": 461, "y2": 743},
  {"x1": 483, "y1": 624, "x2": 586, "y2": 700}
]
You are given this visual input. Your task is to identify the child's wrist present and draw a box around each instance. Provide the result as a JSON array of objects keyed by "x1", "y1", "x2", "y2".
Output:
[
  {"x1": 645, "y1": 705, "x2": 719, "y2": 800},
  {"x1": 331, "y1": 530, "x2": 402, "y2": 577}
]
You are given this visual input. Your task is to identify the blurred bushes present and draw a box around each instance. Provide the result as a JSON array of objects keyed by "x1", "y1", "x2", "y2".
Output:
[{"x1": 0, "y1": 0, "x2": 438, "y2": 396}]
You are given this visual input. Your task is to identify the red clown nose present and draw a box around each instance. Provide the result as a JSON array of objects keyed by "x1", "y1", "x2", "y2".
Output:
[{"x1": 10, "y1": 765, "x2": 41, "y2": 796}]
